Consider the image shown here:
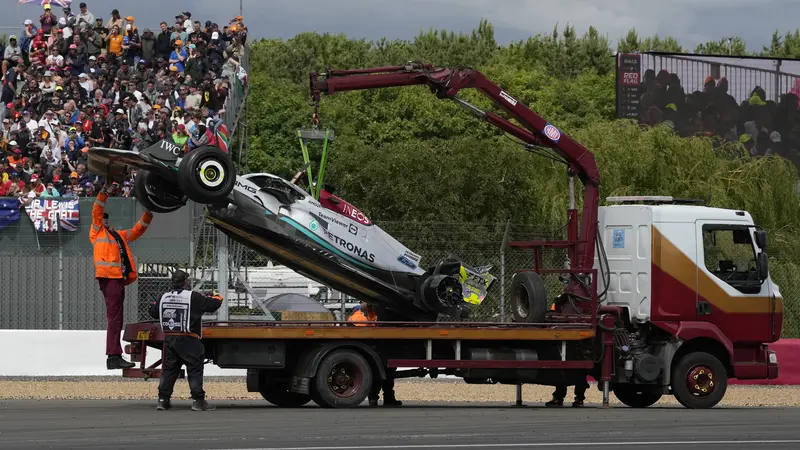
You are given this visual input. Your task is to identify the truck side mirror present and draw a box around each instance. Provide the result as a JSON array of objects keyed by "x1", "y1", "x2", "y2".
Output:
[
  {"x1": 756, "y1": 230, "x2": 767, "y2": 251},
  {"x1": 757, "y1": 251, "x2": 769, "y2": 282}
]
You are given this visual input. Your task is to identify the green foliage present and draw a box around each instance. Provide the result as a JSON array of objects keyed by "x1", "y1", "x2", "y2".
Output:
[{"x1": 241, "y1": 22, "x2": 800, "y2": 336}]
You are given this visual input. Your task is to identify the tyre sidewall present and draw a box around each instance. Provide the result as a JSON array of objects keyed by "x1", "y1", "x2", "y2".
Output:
[
  {"x1": 511, "y1": 272, "x2": 548, "y2": 323},
  {"x1": 671, "y1": 351, "x2": 727, "y2": 409},
  {"x1": 178, "y1": 147, "x2": 235, "y2": 204},
  {"x1": 312, "y1": 350, "x2": 373, "y2": 408},
  {"x1": 612, "y1": 383, "x2": 663, "y2": 408}
]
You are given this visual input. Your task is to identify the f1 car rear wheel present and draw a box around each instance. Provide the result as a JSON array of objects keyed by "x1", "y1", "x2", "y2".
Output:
[
  {"x1": 133, "y1": 169, "x2": 186, "y2": 213},
  {"x1": 177, "y1": 146, "x2": 236, "y2": 204},
  {"x1": 311, "y1": 349, "x2": 373, "y2": 408},
  {"x1": 510, "y1": 271, "x2": 548, "y2": 323}
]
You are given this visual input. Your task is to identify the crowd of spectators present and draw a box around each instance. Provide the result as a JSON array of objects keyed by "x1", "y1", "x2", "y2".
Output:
[
  {"x1": 637, "y1": 68, "x2": 800, "y2": 174},
  {"x1": 0, "y1": 2, "x2": 249, "y2": 202}
]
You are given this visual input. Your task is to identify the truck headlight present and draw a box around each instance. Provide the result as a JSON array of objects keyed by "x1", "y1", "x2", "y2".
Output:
[{"x1": 768, "y1": 350, "x2": 778, "y2": 364}]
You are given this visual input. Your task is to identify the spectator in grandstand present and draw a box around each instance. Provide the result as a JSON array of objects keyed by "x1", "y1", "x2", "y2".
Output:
[{"x1": 0, "y1": 6, "x2": 244, "y2": 201}]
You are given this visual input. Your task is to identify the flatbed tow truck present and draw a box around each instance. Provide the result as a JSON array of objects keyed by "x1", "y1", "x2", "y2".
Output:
[{"x1": 121, "y1": 63, "x2": 782, "y2": 409}]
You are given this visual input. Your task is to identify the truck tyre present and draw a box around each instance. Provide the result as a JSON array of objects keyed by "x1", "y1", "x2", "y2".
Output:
[
  {"x1": 133, "y1": 169, "x2": 185, "y2": 213},
  {"x1": 612, "y1": 384, "x2": 663, "y2": 408},
  {"x1": 260, "y1": 383, "x2": 312, "y2": 408},
  {"x1": 177, "y1": 146, "x2": 236, "y2": 205},
  {"x1": 311, "y1": 349, "x2": 373, "y2": 408},
  {"x1": 510, "y1": 271, "x2": 548, "y2": 323},
  {"x1": 671, "y1": 351, "x2": 728, "y2": 409}
]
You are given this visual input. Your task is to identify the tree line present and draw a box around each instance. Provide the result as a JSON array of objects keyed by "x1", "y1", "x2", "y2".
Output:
[{"x1": 237, "y1": 21, "x2": 800, "y2": 333}]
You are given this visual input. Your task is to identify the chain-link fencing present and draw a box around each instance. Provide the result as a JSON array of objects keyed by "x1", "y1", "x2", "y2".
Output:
[{"x1": 4, "y1": 210, "x2": 799, "y2": 336}]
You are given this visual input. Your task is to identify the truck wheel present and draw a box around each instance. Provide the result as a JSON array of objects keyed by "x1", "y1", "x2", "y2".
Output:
[
  {"x1": 311, "y1": 349, "x2": 373, "y2": 408},
  {"x1": 612, "y1": 384, "x2": 663, "y2": 408},
  {"x1": 671, "y1": 351, "x2": 728, "y2": 409},
  {"x1": 260, "y1": 384, "x2": 312, "y2": 408},
  {"x1": 133, "y1": 169, "x2": 185, "y2": 213},
  {"x1": 510, "y1": 271, "x2": 548, "y2": 323},
  {"x1": 177, "y1": 146, "x2": 236, "y2": 204}
]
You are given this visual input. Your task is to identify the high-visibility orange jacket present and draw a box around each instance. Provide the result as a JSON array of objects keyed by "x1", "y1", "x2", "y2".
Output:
[
  {"x1": 348, "y1": 309, "x2": 377, "y2": 326},
  {"x1": 89, "y1": 192, "x2": 153, "y2": 285}
]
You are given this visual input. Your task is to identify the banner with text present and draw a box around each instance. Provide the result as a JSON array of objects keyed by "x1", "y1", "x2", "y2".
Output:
[{"x1": 24, "y1": 199, "x2": 80, "y2": 232}]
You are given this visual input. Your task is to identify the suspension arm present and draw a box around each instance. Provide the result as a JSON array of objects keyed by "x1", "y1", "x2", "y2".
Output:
[{"x1": 309, "y1": 63, "x2": 600, "y2": 273}]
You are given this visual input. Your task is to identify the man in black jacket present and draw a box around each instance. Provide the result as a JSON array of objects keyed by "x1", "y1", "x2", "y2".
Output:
[
  {"x1": 156, "y1": 22, "x2": 173, "y2": 61},
  {"x1": 148, "y1": 269, "x2": 222, "y2": 411}
]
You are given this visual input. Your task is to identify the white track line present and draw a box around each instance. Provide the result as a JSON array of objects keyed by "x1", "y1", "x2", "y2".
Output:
[{"x1": 219, "y1": 440, "x2": 800, "y2": 450}]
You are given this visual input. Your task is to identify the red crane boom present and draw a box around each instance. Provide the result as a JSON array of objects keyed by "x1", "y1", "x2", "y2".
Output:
[{"x1": 309, "y1": 63, "x2": 600, "y2": 303}]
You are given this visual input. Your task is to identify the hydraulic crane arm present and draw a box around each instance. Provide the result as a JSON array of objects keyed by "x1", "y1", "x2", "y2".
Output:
[{"x1": 309, "y1": 63, "x2": 600, "y2": 280}]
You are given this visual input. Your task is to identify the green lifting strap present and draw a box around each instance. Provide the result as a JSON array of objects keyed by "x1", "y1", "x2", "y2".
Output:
[{"x1": 296, "y1": 128, "x2": 335, "y2": 200}]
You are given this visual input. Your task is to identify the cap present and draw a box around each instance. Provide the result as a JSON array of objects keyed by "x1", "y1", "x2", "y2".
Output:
[
  {"x1": 30, "y1": 174, "x2": 39, "y2": 181},
  {"x1": 126, "y1": 16, "x2": 134, "y2": 21},
  {"x1": 9, "y1": 35, "x2": 16, "y2": 40},
  {"x1": 102, "y1": 213, "x2": 109, "y2": 219},
  {"x1": 24, "y1": 19, "x2": 33, "y2": 25},
  {"x1": 9, "y1": 140, "x2": 17, "y2": 146},
  {"x1": 80, "y1": 2, "x2": 87, "y2": 7},
  {"x1": 44, "y1": 4, "x2": 51, "y2": 9},
  {"x1": 70, "y1": 172, "x2": 78, "y2": 178},
  {"x1": 89, "y1": 56, "x2": 96, "y2": 60},
  {"x1": 70, "y1": 44, "x2": 77, "y2": 49},
  {"x1": 174, "y1": 39, "x2": 182, "y2": 45},
  {"x1": 79, "y1": 73, "x2": 88, "y2": 78}
]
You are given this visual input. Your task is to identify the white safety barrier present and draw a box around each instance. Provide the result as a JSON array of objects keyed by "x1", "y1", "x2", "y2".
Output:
[
  {"x1": 0, "y1": 330, "x2": 245, "y2": 376},
  {"x1": 0, "y1": 330, "x2": 447, "y2": 378}
]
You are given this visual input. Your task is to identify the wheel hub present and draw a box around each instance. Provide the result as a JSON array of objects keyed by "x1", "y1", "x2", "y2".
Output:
[
  {"x1": 686, "y1": 365, "x2": 715, "y2": 396},
  {"x1": 198, "y1": 160, "x2": 225, "y2": 188},
  {"x1": 327, "y1": 363, "x2": 361, "y2": 398}
]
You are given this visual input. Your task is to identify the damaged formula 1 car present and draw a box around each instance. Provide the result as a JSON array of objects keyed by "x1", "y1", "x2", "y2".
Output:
[{"x1": 87, "y1": 140, "x2": 496, "y2": 322}]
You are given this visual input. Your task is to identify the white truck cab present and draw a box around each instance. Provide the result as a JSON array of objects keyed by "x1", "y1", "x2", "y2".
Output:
[{"x1": 595, "y1": 196, "x2": 781, "y2": 344}]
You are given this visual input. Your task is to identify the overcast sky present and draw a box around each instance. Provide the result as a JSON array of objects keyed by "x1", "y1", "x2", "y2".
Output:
[{"x1": 2, "y1": 0, "x2": 796, "y2": 52}]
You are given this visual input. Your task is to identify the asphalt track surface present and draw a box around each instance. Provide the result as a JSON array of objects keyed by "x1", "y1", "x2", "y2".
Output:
[{"x1": 2, "y1": 400, "x2": 800, "y2": 450}]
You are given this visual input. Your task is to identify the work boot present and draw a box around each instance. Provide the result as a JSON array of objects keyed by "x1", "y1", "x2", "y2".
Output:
[
  {"x1": 383, "y1": 398, "x2": 403, "y2": 407},
  {"x1": 545, "y1": 397, "x2": 564, "y2": 407},
  {"x1": 157, "y1": 398, "x2": 171, "y2": 411},
  {"x1": 192, "y1": 399, "x2": 216, "y2": 411},
  {"x1": 107, "y1": 355, "x2": 135, "y2": 370},
  {"x1": 368, "y1": 397, "x2": 379, "y2": 407},
  {"x1": 572, "y1": 399, "x2": 584, "y2": 407}
]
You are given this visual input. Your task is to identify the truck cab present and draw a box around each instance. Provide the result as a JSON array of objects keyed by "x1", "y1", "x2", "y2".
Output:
[{"x1": 595, "y1": 195, "x2": 781, "y2": 388}]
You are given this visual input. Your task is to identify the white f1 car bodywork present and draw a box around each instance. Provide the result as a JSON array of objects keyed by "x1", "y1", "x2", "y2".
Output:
[{"x1": 87, "y1": 141, "x2": 496, "y2": 322}]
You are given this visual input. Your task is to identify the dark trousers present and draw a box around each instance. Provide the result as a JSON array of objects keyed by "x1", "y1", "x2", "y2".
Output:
[
  {"x1": 99, "y1": 278, "x2": 125, "y2": 356},
  {"x1": 554, "y1": 378, "x2": 590, "y2": 401},
  {"x1": 158, "y1": 335, "x2": 206, "y2": 400},
  {"x1": 369, "y1": 367, "x2": 397, "y2": 401}
]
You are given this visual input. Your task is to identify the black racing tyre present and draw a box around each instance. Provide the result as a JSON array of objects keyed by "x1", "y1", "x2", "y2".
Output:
[
  {"x1": 612, "y1": 383, "x2": 663, "y2": 408},
  {"x1": 311, "y1": 349, "x2": 373, "y2": 408},
  {"x1": 671, "y1": 351, "x2": 728, "y2": 409},
  {"x1": 133, "y1": 169, "x2": 185, "y2": 213},
  {"x1": 260, "y1": 383, "x2": 312, "y2": 407},
  {"x1": 510, "y1": 271, "x2": 548, "y2": 323},
  {"x1": 177, "y1": 146, "x2": 236, "y2": 204}
]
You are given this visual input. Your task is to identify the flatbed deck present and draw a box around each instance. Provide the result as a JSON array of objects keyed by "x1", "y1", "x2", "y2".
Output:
[{"x1": 123, "y1": 321, "x2": 596, "y2": 342}]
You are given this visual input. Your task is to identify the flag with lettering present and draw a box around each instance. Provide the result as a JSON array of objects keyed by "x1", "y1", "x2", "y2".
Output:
[
  {"x1": 24, "y1": 198, "x2": 80, "y2": 232},
  {"x1": 0, "y1": 199, "x2": 21, "y2": 231}
]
